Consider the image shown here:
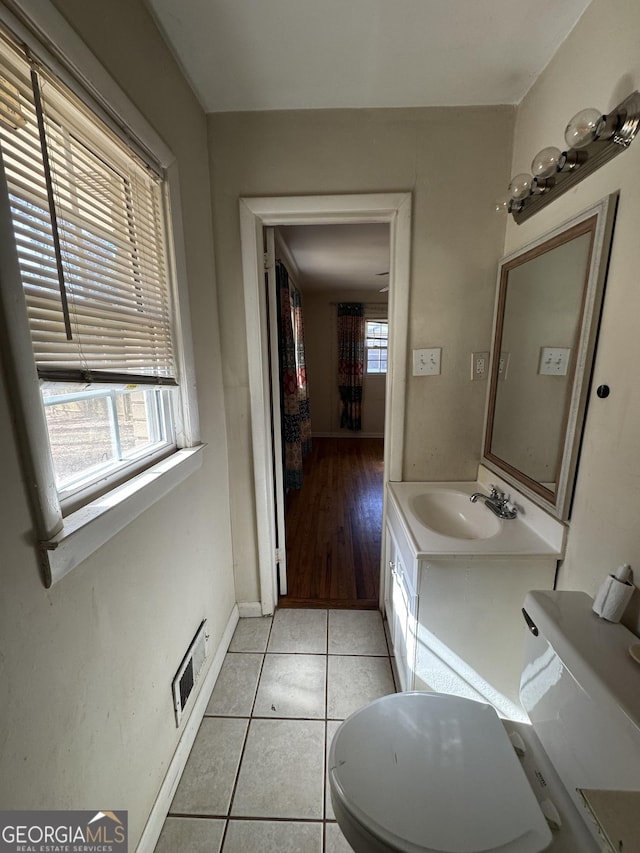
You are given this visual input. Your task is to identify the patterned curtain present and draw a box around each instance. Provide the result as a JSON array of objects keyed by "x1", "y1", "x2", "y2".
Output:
[
  {"x1": 291, "y1": 286, "x2": 312, "y2": 458},
  {"x1": 277, "y1": 262, "x2": 312, "y2": 490},
  {"x1": 337, "y1": 302, "x2": 365, "y2": 431}
]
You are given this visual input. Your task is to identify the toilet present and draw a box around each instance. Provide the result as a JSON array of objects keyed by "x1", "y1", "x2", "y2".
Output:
[{"x1": 329, "y1": 590, "x2": 640, "y2": 852}]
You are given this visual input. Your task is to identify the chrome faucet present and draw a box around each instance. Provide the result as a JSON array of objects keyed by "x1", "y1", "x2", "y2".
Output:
[{"x1": 470, "y1": 485, "x2": 518, "y2": 520}]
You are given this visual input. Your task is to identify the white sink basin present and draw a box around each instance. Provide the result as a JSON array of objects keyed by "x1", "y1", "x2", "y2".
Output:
[
  {"x1": 387, "y1": 480, "x2": 566, "y2": 557},
  {"x1": 408, "y1": 490, "x2": 501, "y2": 540}
]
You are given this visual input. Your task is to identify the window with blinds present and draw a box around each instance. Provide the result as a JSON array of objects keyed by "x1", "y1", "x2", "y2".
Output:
[
  {"x1": 0, "y1": 32, "x2": 175, "y2": 385},
  {"x1": 0, "y1": 30, "x2": 178, "y2": 506}
]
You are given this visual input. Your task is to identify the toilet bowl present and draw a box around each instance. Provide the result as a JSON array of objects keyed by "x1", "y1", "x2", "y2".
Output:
[{"x1": 328, "y1": 591, "x2": 640, "y2": 853}]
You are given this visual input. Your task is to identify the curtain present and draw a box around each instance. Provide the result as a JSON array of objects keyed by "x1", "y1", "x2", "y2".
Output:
[
  {"x1": 337, "y1": 302, "x2": 365, "y2": 431},
  {"x1": 277, "y1": 262, "x2": 312, "y2": 490},
  {"x1": 291, "y1": 287, "x2": 312, "y2": 458}
]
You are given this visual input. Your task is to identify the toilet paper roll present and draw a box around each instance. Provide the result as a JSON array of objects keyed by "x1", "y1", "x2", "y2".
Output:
[{"x1": 592, "y1": 575, "x2": 634, "y2": 622}]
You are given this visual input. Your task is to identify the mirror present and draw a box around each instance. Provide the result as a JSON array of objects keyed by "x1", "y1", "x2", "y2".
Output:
[{"x1": 482, "y1": 193, "x2": 618, "y2": 520}]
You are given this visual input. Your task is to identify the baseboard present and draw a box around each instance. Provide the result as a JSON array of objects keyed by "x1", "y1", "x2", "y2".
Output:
[
  {"x1": 312, "y1": 431, "x2": 384, "y2": 439},
  {"x1": 136, "y1": 603, "x2": 240, "y2": 853},
  {"x1": 237, "y1": 601, "x2": 263, "y2": 618}
]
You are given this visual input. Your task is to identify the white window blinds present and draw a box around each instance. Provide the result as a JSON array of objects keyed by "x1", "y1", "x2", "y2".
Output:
[{"x1": 0, "y1": 32, "x2": 176, "y2": 385}]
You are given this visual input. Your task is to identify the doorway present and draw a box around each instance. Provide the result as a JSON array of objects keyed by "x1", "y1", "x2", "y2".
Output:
[
  {"x1": 239, "y1": 193, "x2": 412, "y2": 615},
  {"x1": 273, "y1": 223, "x2": 389, "y2": 608}
]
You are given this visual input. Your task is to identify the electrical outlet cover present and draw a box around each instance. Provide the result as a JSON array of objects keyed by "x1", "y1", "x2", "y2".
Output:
[
  {"x1": 498, "y1": 351, "x2": 510, "y2": 381},
  {"x1": 471, "y1": 351, "x2": 489, "y2": 381}
]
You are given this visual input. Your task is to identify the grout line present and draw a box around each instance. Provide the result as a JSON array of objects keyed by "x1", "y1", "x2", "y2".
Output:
[
  {"x1": 325, "y1": 610, "x2": 330, "y2": 720},
  {"x1": 382, "y1": 613, "x2": 400, "y2": 693},
  {"x1": 168, "y1": 811, "x2": 229, "y2": 820},
  {"x1": 218, "y1": 616, "x2": 276, "y2": 850},
  {"x1": 325, "y1": 609, "x2": 332, "y2": 829},
  {"x1": 264, "y1": 650, "x2": 329, "y2": 656},
  {"x1": 324, "y1": 610, "x2": 329, "y2": 828},
  {"x1": 226, "y1": 816, "x2": 328, "y2": 824}
]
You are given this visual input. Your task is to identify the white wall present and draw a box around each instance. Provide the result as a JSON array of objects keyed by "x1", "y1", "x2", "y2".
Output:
[
  {"x1": 208, "y1": 106, "x2": 514, "y2": 605},
  {"x1": 0, "y1": 1, "x2": 235, "y2": 845},
  {"x1": 506, "y1": 0, "x2": 640, "y2": 629},
  {"x1": 303, "y1": 288, "x2": 388, "y2": 436}
]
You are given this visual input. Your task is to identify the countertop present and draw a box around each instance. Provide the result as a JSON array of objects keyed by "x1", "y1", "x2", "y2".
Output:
[{"x1": 387, "y1": 481, "x2": 565, "y2": 559}]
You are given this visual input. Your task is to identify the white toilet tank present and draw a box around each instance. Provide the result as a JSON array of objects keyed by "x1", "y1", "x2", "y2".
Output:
[{"x1": 520, "y1": 590, "x2": 640, "y2": 840}]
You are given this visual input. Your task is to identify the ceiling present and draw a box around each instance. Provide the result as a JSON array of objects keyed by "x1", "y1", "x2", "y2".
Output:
[
  {"x1": 278, "y1": 224, "x2": 390, "y2": 292},
  {"x1": 145, "y1": 0, "x2": 592, "y2": 290},
  {"x1": 146, "y1": 0, "x2": 593, "y2": 113}
]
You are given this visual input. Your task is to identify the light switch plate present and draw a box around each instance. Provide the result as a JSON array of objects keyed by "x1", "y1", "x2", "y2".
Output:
[
  {"x1": 539, "y1": 346, "x2": 571, "y2": 376},
  {"x1": 413, "y1": 347, "x2": 441, "y2": 376}
]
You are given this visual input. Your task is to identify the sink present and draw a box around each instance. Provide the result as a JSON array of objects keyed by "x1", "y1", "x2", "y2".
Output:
[
  {"x1": 387, "y1": 478, "x2": 566, "y2": 557},
  {"x1": 408, "y1": 490, "x2": 501, "y2": 540}
]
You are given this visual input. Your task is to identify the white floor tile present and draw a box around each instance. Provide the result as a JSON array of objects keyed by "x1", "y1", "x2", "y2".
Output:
[
  {"x1": 231, "y1": 718, "x2": 325, "y2": 819},
  {"x1": 205, "y1": 653, "x2": 263, "y2": 717},
  {"x1": 327, "y1": 655, "x2": 395, "y2": 719},
  {"x1": 154, "y1": 817, "x2": 225, "y2": 853},
  {"x1": 223, "y1": 820, "x2": 322, "y2": 852},
  {"x1": 328, "y1": 609, "x2": 388, "y2": 655},
  {"x1": 229, "y1": 617, "x2": 272, "y2": 653},
  {"x1": 170, "y1": 718, "x2": 248, "y2": 815},
  {"x1": 267, "y1": 609, "x2": 327, "y2": 653},
  {"x1": 253, "y1": 653, "x2": 326, "y2": 718},
  {"x1": 325, "y1": 821, "x2": 356, "y2": 852},
  {"x1": 325, "y1": 720, "x2": 342, "y2": 820}
]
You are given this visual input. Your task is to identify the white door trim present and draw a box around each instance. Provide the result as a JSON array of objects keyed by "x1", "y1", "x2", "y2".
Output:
[
  {"x1": 239, "y1": 193, "x2": 412, "y2": 615},
  {"x1": 264, "y1": 227, "x2": 288, "y2": 595}
]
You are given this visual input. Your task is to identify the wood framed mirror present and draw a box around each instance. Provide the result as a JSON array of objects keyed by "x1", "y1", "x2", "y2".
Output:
[{"x1": 482, "y1": 193, "x2": 618, "y2": 520}]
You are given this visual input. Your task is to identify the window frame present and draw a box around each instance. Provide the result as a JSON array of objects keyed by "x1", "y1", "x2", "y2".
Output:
[
  {"x1": 0, "y1": 0, "x2": 203, "y2": 586},
  {"x1": 43, "y1": 384, "x2": 176, "y2": 515},
  {"x1": 365, "y1": 318, "x2": 389, "y2": 375}
]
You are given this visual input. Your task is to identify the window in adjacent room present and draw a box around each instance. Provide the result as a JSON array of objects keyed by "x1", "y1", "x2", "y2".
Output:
[{"x1": 365, "y1": 320, "x2": 388, "y2": 374}]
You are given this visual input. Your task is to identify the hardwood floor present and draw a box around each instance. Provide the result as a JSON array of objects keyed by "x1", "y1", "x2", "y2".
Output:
[{"x1": 280, "y1": 437, "x2": 384, "y2": 609}]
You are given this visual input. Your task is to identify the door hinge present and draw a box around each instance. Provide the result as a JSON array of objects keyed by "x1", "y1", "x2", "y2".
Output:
[
  {"x1": 275, "y1": 547, "x2": 285, "y2": 563},
  {"x1": 263, "y1": 252, "x2": 273, "y2": 272}
]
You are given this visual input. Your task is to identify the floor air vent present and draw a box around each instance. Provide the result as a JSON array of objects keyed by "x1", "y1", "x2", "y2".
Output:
[{"x1": 172, "y1": 620, "x2": 209, "y2": 726}]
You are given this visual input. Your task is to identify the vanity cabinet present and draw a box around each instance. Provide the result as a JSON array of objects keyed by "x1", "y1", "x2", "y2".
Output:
[
  {"x1": 384, "y1": 480, "x2": 563, "y2": 711},
  {"x1": 412, "y1": 555, "x2": 556, "y2": 710},
  {"x1": 384, "y1": 521, "x2": 417, "y2": 693}
]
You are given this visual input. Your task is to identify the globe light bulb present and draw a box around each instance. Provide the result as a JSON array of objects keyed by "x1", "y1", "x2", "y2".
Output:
[
  {"x1": 564, "y1": 108, "x2": 604, "y2": 149},
  {"x1": 508, "y1": 173, "x2": 533, "y2": 201},
  {"x1": 531, "y1": 146, "x2": 562, "y2": 178},
  {"x1": 494, "y1": 194, "x2": 510, "y2": 214}
]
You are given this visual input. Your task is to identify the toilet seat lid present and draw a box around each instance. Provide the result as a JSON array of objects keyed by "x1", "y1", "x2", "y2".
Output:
[{"x1": 329, "y1": 692, "x2": 552, "y2": 853}]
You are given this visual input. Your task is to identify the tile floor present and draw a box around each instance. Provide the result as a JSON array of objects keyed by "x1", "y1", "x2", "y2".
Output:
[{"x1": 154, "y1": 608, "x2": 397, "y2": 853}]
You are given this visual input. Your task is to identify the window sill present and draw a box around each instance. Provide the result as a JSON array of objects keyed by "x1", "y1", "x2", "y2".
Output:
[{"x1": 40, "y1": 445, "x2": 205, "y2": 586}]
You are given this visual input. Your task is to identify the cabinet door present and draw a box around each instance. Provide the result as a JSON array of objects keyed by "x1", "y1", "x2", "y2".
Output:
[
  {"x1": 392, "y1": 552, "x2": 417, "y2": 691},
  {"x1": 383, "y1": 523, "x2": 397, "y2": 646},
  {"x1": 385, "y1": 522, "x2": 418, "y2": 691}
]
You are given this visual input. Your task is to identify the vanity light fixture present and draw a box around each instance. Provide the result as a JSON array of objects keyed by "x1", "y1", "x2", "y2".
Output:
[{"x1": 497, "y1": 91, "x2": 640, "y2": 223}]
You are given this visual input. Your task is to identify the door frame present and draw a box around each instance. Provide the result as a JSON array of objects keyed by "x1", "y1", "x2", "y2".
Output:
[
  {"x1": 239, "y1": 193, "x2": 412, "y2": 615},
  {"x1": 264, "y1": 226, "x2": 288, "y2": 595}
]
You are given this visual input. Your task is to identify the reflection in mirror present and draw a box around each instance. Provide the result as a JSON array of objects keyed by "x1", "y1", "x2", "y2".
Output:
[
  {"x1": 483, "y1": 194, "x2": 618, "y2": 520},
  {"x1": 492, "y1": 231, "x2": 591, "y2": 490}
]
